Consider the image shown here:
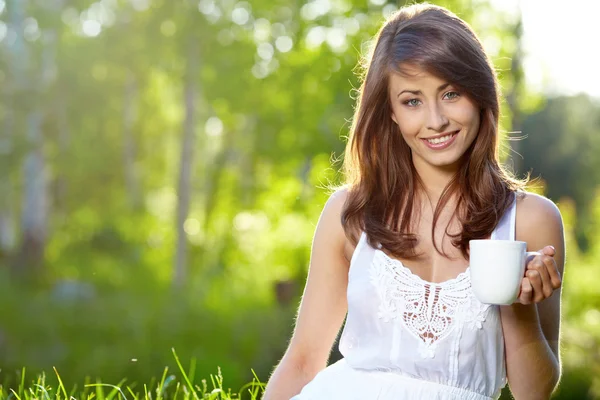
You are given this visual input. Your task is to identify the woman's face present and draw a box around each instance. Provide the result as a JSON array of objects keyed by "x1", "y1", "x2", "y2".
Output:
[{"x1": 388, "y1": 65, "x2": 481, "y2": 172}]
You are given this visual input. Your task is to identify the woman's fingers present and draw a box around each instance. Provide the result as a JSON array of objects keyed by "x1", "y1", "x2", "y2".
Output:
[
  {"x1": 519, "y1": 246, "x2": 562, "y2": 305},
  {"x1": 539, "y1": 245, "x2": 562, "y2": 289},
  {"x1": 527, "y1": 256, "x2": 553, "y2": 299},
  {"x1": 518, "y1": 277, "x2": 533, "y2": 305},
  {"x1": 525, "y1": 269, "x2": 545, "y2": 303}
]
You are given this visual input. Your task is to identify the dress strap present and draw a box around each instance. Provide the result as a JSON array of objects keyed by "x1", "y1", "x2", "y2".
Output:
[
  {"x1": 350, "y1": 231, "x2": 368, "y2": 266},
  {"x1": 491, "y1": 192, "x2": 517, "y2": 241}
]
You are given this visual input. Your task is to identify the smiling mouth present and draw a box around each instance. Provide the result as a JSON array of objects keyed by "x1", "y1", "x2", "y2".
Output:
[{"x1": 423, "y1": 131, "x2": 459, "y2": 145}]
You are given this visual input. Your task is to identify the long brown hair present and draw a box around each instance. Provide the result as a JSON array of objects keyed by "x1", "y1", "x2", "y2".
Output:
[{"x1": 340, "y1": 3, "x2": 527, "y2": 260}]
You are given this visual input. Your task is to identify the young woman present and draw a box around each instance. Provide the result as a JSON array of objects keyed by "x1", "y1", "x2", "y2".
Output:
[{"x1": 263, "y1": 4, "x2": 564, "y2": 400}]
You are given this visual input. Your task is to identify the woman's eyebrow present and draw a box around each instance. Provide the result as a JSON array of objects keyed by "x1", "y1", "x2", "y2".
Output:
[{"x1": 397, "y1": 82, "x2": 451, "y2": 98}]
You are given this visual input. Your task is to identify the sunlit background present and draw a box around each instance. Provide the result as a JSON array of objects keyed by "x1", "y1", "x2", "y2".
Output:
[
  {"x1": 492, "y1": 0, "x2": 600, "y2": 98},
  {"x1": 0, "y1": 0, "x2": 598, "y2": 398}
]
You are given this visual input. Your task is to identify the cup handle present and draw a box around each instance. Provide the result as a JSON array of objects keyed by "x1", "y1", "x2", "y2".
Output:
[{"x1": 524, "y1": 251, "x2": 541, "y2": 271}]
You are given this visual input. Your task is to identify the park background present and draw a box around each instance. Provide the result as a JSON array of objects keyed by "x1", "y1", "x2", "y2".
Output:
[{"x1": 0, "y1": 0, "x2": 598, "y2": 398}]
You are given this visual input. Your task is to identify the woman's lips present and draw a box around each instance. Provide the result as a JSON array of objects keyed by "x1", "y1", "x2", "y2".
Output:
[{"x1": 421, "y1": 130, "x2": 459, "y2": 150}]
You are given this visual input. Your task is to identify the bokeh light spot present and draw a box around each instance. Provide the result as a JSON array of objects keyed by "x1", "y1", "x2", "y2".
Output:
[
  {"x1": 305, "y1": 26, "x2": 326, "y2": 49},
  {"x1": 183, "y1": 218, "x2": 200, "y2": 236},
  {"x1": 62, "y1": 7, "x2": 79, "y2": 25},
  {"x1": 205, "y1": 117, "x2": 224, "y2": 137},
  {"x1": 271, "y1": 22, "x2": 286, "y2": 37},
  {"x1": 0, "y1": 22, "x2": 6, "y2": 43},
  {"x1": 82, "y1": 20, "x2": 102, "y2": 37},
  {"x1": 326, "y1": 27, "x2": 346, "y2": 52},
  {"x1": 24, "y1": 17, "x2": 40, "y2": 42},
  {"x1": 382, "y1": 4, "x2": 398, "y2": 18},
  {"x1": 257, "y1": 42, "x2": 274, "y2": 60},
  {"x1": 160, "y1": 20, "x2": 176, "y2": 37},
  {"x1": 251, "y1": 62, "x2": 269, "y2": 79},
  {"x1": 199, "y1": 0, "x2": 222, "y2": 23},
  {"x1": 275, "y1": 36, "x2": 293, "y2": 53},
  {"x1": 198, "y1": 0, "x2": 215, "y2": 14},
  {"x1": 253, "y1": 18, "x2": 271, "y2": 42},
  {"x1": 231, "y1": 7, "x2": 250, "y2": 25},
  {"x1": 300, "y1": 0, "x2": 331, "y2": 21},
  {"x1": 131, "y1": 0, "x2": 150, "y2": 11},
  {"x1": 342, "y1": 17, "x2": 360, "y2": 35}
]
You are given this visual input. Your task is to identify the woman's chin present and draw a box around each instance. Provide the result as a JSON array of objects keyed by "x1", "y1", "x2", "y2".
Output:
[{"x1": 425, "y1": 155, "x2": 462, "y2": 170}]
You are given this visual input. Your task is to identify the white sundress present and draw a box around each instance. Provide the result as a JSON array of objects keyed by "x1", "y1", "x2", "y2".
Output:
[{"x1": 291, "y1": 197, "x2": 517, "y2": 399}]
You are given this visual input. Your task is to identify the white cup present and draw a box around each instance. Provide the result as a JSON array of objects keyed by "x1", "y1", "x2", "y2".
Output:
[{"x1": 469, "y1": 240, "x2": 540, "y2": 305}]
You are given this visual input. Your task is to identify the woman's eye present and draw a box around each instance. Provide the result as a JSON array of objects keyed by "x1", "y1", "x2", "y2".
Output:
[
  {"x1": 404, "y1": 98, "x2": 421, "y2": 107},
  {"x1": 444, "y1": 91, "x2": 460, "y2": 100}
]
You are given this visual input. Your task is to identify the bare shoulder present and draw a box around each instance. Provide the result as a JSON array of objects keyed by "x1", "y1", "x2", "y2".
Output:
[
  {"x1": 326, "y1": 186, "x2": 350, "y2": 208},
  {"x1": 515, "y1": 191, "x2": 565, "y2": 258},
  {"x1": 319, "y1": 187, "x2": 357, "y2": 262},
  {"x1": 515, "y1": 191, "x2": 564, "y2": 233},
  {"x1": 321, "y1": 187, "x2": 349, "y2": 225},
  {"x1": 317, "y1": 187, "x2": 350, "y2": 246}
]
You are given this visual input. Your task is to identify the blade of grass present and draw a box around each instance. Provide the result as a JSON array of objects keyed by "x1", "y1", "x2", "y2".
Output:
[
  {"x1": 126, "y1": 386, "x2": 137, "y2": 400},
  {"x1": 10, "y1": 388, "x2": 22, "y2": 400},
  {"x1": 172, "y1": 382, "x2": 181, "y2": 400},
  {"x1": 187, "y1": 358, "x2": 196, "y2": 386},
  {"x1": 171, "y1": 348, "x2": 198, "y2": 400},
  {"x1": 54, "y1": 367, "x2": 69, "y2": 399},
  {"x1": 237, "y1": 381, "x2": 264, "y2": 400},
  {"x1": 18, "y1": 368, "x2": 25, "y2": 399},
  {"x1": 85, "y1": 383, "x2": 127, "y2": 400},
  {"x1": 110, "y1": 379, "x2": 128, "y2": 400},
  {"x1": 33, "y1": 384, "x2": 51, "y2": 400},
  {"x1": 69, "y1": 383, "x2": 79, "y2": 399},
  {"x1": 158, "y1": 375, "x2": 175, "y2": 400},
  {"x1": 156, "y1": 367, "x2": 169, "y2": 400}
]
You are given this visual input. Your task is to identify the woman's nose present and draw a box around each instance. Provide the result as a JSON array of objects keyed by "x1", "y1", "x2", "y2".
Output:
[{"x1": 426, "y1": 104, "x2": 449, "y2": 132}]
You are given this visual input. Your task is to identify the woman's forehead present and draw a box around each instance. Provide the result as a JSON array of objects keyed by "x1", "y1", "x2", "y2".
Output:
[{"x1": 389, "y1": 67, "x2": 448, "y2": 93}]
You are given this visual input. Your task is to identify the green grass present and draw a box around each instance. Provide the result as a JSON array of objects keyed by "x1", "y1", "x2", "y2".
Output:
[{"x1": 0, "y1": 349, "x2": 265, "y2": 400}]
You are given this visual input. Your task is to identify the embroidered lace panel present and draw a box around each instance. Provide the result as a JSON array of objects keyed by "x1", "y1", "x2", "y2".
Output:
[{"x1": 370, "y1": 249, "x2": 491, "y2": 358}]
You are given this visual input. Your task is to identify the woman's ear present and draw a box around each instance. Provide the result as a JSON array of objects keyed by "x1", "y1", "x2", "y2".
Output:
[{"x1": 391, "y1": 111, "x2": 398, "y2": 125}]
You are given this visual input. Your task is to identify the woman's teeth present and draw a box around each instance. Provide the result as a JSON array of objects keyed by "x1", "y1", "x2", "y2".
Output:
[{"x1": 426, "y1": 132, "x2": 456, "y2": 144}]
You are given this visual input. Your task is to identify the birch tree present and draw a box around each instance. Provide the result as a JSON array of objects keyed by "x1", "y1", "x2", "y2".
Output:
[
  {"x1": 174, "y1": 35, "x2": 199, "y2": 287},
  {"x1": 18, "y1": 0, "x2": 63, "y2": 269}
]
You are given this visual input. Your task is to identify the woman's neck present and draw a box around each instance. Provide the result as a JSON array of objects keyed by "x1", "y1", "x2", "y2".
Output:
[{"x1": 413, "y1": 161, "x2": 458, "y2": 203}]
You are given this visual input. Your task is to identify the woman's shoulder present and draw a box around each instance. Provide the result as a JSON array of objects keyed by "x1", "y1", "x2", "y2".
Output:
[
  {"x1": 317, "y1": 187, "x2": 350, "y2": 242},
  {"x1": 515, "y1": 190, "x2": 564, "y2": 240},
  {"x1": 321, "y1": 186, "x2": 360, "y2": 260},
  {"x1": 322, "y1": 186, "x2": 350, "y2": 217}
]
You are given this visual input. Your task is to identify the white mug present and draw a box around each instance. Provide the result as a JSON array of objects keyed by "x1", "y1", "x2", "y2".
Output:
[{"x1": 469, "y1": 240, "x2": 540, "y2": 305}]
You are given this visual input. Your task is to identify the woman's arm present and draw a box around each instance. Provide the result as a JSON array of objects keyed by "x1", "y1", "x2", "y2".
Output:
[
  {"x1": 263, "y1": 189, "x2": 351, "y2": 400},
  {"x1": 501, "y1": 192, "x2": 565, "y2": 400}
]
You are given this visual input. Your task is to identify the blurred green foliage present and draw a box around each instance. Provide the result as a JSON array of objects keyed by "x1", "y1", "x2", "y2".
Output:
[{"x1": 0, "y1": 0, "x2": 598, "y2": 398}]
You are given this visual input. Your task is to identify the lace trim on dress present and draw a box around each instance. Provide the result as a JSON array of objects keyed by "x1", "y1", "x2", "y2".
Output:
[{"x1": 370, "y1": 249, "x2": 491, "y2": 359}]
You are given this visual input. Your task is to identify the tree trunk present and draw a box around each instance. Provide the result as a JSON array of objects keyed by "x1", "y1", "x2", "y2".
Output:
[
  {"x1": 0, "y1": 115, "x2": 16, "y2": 254},
  {"x1": 174, "y1": 39, "x2": 199, "y2": 287},
  {"x1": 18, "y1": 0, "x2": 63, "y2": 271},
  {"x1": 0, "y1": 0, "x2": 30, "y2": 257},
  {"x1": 21, "y1": 111, "x2": 47, "y2": 270},
  {"x1": 54, "y1": 87, "x2": 70, "y2": 214},
  {"x1": 123, "y1": 69, "x2": 141, "y2": 209},
  {"x1": 202, "y1": 128, "x2": 234, "y2": 231}
]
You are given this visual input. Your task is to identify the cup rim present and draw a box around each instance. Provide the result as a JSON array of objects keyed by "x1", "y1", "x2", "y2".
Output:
[{"x1": 469, "y1": 239, "x2": 526, "y2": 246}]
